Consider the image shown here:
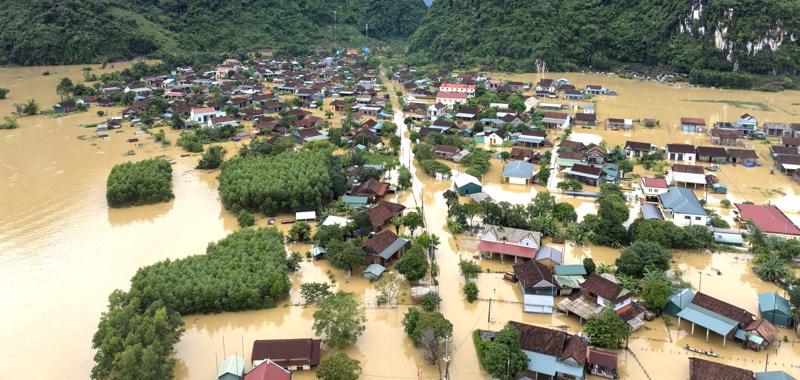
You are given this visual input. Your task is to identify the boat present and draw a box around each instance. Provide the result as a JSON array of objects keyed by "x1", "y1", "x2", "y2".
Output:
[
  {"x1": 705, "y1": 164, "x2": 720, "y2": 171},
  {"x1": 684, "y1": 344, "x2": 720, "y2": 357},
  {"x1": 122, "y1": 150, "x2": 135, "y2": 157}
]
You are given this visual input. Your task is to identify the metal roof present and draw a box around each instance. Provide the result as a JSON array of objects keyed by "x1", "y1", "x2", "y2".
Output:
[
  {"x1": 659, "y1": 187, "x2": 707, "y2": 216},
  {"x1": 523, "y1": 294, "x2": 555, "y2": 307},
  {"x1": 668, "y1": 288, "x2": 695, "y2": 309},
  {"x1": 217, "y1": 355, "x2": 245, "y2": 378},
  {"x1": 523, "y1": 351, "x2": 585, "y2": 378},
  {"x1": 677, "y1": 303, "x2": 738, "y2": 336},
  {"x1": 756, "y1": 371, "x2": 798, "y2": 380},
  {"x1": 554, "y1": 264, "x2": 587, "y2": 276},
  {"x1": 362, "y1": 264, "x2": 386, "y2": 279},
  {"x1": 535, "y1": 246, "x2": 563, "y2": 263},
  {"x1": 379, "y1": 237, "x2": 408, "y2": 260},
  {"x1": 758, "y1": 292, "x2": 791, "y2": 315},
  {"x1": 714, "y1": 232, "x2": 744, "y2": 245},
  {"x1": 502, "y1": 160, "x2": 535, "y2": 178},
  {"x1": 641, "y1": 203, "x2": 663, "y2": 220}
]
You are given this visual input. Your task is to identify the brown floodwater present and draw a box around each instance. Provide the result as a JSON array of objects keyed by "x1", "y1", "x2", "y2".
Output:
[{"x1": 2, "y1": 66, "x2": 800, "y2": 379}]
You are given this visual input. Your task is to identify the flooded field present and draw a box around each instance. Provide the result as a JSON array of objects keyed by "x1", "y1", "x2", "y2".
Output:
[{"x1": 1, "y1": 66, "x2": 800, "y2": 379}]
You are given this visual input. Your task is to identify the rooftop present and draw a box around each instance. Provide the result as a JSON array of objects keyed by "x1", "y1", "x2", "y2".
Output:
[{"x1": 735, "y1": 204, "x2": 800, "y2": 236}]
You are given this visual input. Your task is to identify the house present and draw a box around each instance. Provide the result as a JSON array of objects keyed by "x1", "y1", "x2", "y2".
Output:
[
  {"x1": 764, "y1": 122, "x2": 793, "y2": 137},
  {"x1": 367, "y1": 201, "x2": 406, "y2": 231},
  {"x1": 513, "y1": 259, "x2": 556, "y2": 297},
  {"x1": 564, "y1": 89, "x2": 584, "y2": 100},
  {"x1": 735, "y1": 113, "x2": 759, "y2": 133},
  {"x1": 251, "y1": 338, "x2": 321, "y2": 370},
  {"x1": 740, "y1": 319, "x2": 780, "y2": 351},
  {"x1": 510, "y1": 147, "x2": 538, "y2": 162},
  {"x1": 573, "y1": 112, "x2": 597, "y2": 127},
  {"x1": 695, "y1": 146, "x2": 728, "y2": 163},
  {"x1": 759, "y1": 292, "x2": 792, "y2": 328},
  {"x1": 541, "y1": 112, "x2": 571, "y2": 129},
  {"x1": 781, "y1": 136, "x2": 800, "y2": 148},
  {"x1": 666, "y1": 143, "x2": 696, "y2": 164},
  {"x1": 244, "y1": 359, "x2": 291, "y2": 380},
  {"x1": 217, "y1": 355, "x2": 245, "y2": 380},
  {"x1": 53, "y1": 99, "x2": 80, "y2": 113},
  {"x1": 435, "y1": 91, "x2": 468, "y2": 107},
  {"x1": 341, "y1": 195, "x2": 369, "y2": 209},
  {"x1": 351, "y1": 178, "x2": 389, "y2": 201},
  {"x1": 735, "y1": 203, "x2": 800, "y2": 239},
  {"x1": 191, "y1": 107, "x2": 225, "y2": 123},
  {"x1": 478, "y1": 224, "x2": 542, "y2": 262},
  {"x1": 534, "y1": 246, "x2": 563, "y2": 268},
  {"x1": 362, "y1": 263, "x2": 386, "y2": 280},
  {"x1": 606, "y1": 118, "x2": 633, "y2": 130},
  {"x1": 439, "y1": 82, "x2": 476, "y2": 96},
  {"x1": 435, "y1": 144, "x2": 459, "y2": 160},
  {"x1": 710, "y1": 128, "x2": 745, "y2": 146},
  {"x1": 557, "y1": 273, "x2": 637, "y2": 327},
  {"x1": 515, "y1": 129, "x2": 549, "y2": 148},
  {"x1": 427, "y1": 103, "x2": 447, "y2": 120},
  {"x1": 557, "y1": 150, "x2": 585, "y2": 168},
  {"x1": 665, "y1": 288, "x2": 695, "y2": 316},
  {"x1": 587, "y1": 348, "x2": 617, "y2": 379},
  {"x1": 584, "y1": 146, "x2": 606, "y2": 166},
  {"x1": 689, "y1": 358, "x2": 755, "y2": 380},
  {"x1": 669, "y1": 164, "x2": 708, "y2": 188},
  {"x1": 294, "y1": 127, "x2": 326, "y2": 143},
  {"x1": 624, "y1": 141, "x2": 653, "y2": 158},
  {"x1": 452, "y1": 172, "x2": 482, "y2": 195},
  {"x1": 362, "y1": 231, "x2": 409, "y2": 266},
  {"x1": 455, "y1": 105, "x2": 479, "y2": 120},
  {"x1": 641, "y1": 177, "x2": 668, "y2": 198},
  {"x1": 208, "y1": 115, "x2": 239, "y2": 129},
  {"x1": 681, "y1": 117, "x2": 706, "y2": 133},
  {"x1": 727, "y1": 149, "x2": 759, "y2": 164},
  {"x1": 677, "y1": 292, "x2": 754, "y2": 347},
  {"x1": 485, "y1": 129, "x2": 507, "y2": 145},
  {"x1": 562, "y1": 164, "x2": 604, "y2": 186},
  {"x1": 659, "y1": 187, "x2": 709, "y2": 226},
  {"x1": 502, "y1": 160, "x2": 536, "y2": 185},
  {"x1": 510, "y1": 321, "x2": 587, "y2": 380},
  {"x1": 586, "y1": 84, "x2": 607, "y2": 95},
  {"x1": 553, "y1": 264, "x2": 586, "y2": 296},
  {"x1": 536, "y1": 79, "x2": 556, "y2": 93},
  {"x1": 775, "y1": 154, "x2": 800, "y2": 174}
]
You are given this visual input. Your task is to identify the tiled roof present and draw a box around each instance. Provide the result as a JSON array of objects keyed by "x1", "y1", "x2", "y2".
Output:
[
  {"x1": 251, "y1": 338, "x2": 321, "y2": 368},
  {"x1": 513, "y1": 260, "x2": 554, "y2": 289},
  {"x1": 689, "y1": 358, "x2": 754, "y2": 380},
  {"x1": 691, "y1": 292, "x2": 754, "y2": 327},
  {"x1": 735, "y1": 204, "x2": 800, "y2": 236},
  {"x1": 580, "y1": 273, "x2": 628, "y2": 303}
]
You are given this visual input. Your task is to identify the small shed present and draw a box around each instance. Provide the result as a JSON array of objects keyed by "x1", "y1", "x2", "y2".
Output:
[
  {"x1": 362, "y1": 264, "x2": 386, "y2": 280},
  {"x1": 587, "y1": 348, "x2": 618, "y2": 379},
  {"x1": 322, "y1": 215, "x2": 350, "y2": 227},
  {"x1": 310, "y1": 245, "x2": 327, "y2": 260},
  {"x1": 523, "y1": 294, "x2": 554, "y2": 314},
  {"x1": 713, "y1": 231, "x2": 744, "y2": 246},
  {"x1": 217, "y1": 355, "x2": 245, "y2": 380},
  {"x1": 295, "y1": 211, "x2": 316, "y2": 221},
  {"x1": 341, "y1": 195, "x2": 369, "y2": 209},
  {"x1": 453, "y1": 173, "x2": 483, "y2": 195},
  {"x1": 665, "y1": 288, "x2": 695, "y2": 316},
  {"x1": 759, "y1": 292, "x2": 792, "y2": 328},
  {"x1": 534, "y1": 246, "x2": 563, "y2": 268}
]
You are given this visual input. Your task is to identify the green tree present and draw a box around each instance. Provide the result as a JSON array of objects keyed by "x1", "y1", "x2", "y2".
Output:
[
  {"x1": 300, "y1": 282, "x2": 332, "y2": 305},
  {"x1": 641, "y1": 270, "x2": 675, "y2": 309},
  {"x1": 552, "y1": 202, "x2": 578, "y2": 224},
  {"x1": 584, "y1": 308, "x2": 630, "y2": 349},
  {"x1": 316, "y1": 352, "x2": 362, "y2": 380},
  {"x1": 583, "y1": 257, "x2": 596, "y2": 274},
  {"x1": 326, "y1": 240, "x2": 365, "y2": 275},
  {"x1": 106, "y1": 158, "x2": 174, "y2": 207},
  {"x1": 353, "y1": 212, "x2": 373, "y2": 236},
  {"x1": 312, "y1": 291, "x2": 366, "y2": 349},
  {"x1": 56, "y1": 77, "x2": 74, "y2": 100},
  {"x1": 396, "y1": 244, "x2": 428, "y2": 282},
  {"x1": 237, "y1": 210, "x2": 255, "y2": 227},
  {"x1": 464, "y1": 282, "x2": 479, "y2": 302},
  {"x1": 288, "y1": 221, "x2": 312, "y2": 242},
  {"x1": 616, "y1": 240, "x2": 671, "y2": 278},
  {"x1": 0, "y1": 115, "x2": 19, "y2": 129},
  {"x1": 196, "y1": 146, "x2": 226, "y2": 169},
  {"x1": 755, "y1": 254, "x2": 790, "y2": 282},
  {"x1": 313, "y1": 225, "x2": 347, "y2": 247},
  {"x1": 398, "y1": 166, "x2": 412, "y2": 189},
  {"x1": 474, "y1": 323, "x2": 527, "y2": 379},
  {"x1": 171, "y1": 113, "x2": 185, "y2": 130},
  {"x1": 459, "y1": 259, "x2": 482, "y2": 281},
  {"x1": 402, "y1": 307, "x2": 453, "y2": 345},
  {"x1": 0, "y1": 87, "x2": 9, "y2": 99},
  {"x1": 403, "y1": 211, "x2": 424, "y2": 236},
  {"x1": 375, "y1": 272, "x2": 402, "y2": 305}
]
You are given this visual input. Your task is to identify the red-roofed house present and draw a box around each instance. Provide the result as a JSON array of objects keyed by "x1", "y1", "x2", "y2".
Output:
[
  {"x1": 735, "y1": 204, "x2": 800, "y2": 238},
  {"x1": 439, "y1": 83, "x2": 476, "y2": 96},
  {"x1": 681, "y1": 117, "x2": 706, "y2": 133},
  {"x1": 244, "y1": 359, "x2": 291, "y2": 380},
  {"x1": 435, "y1": 92, "x2": 468, "y2": 107},
  {"x1": 588, "y1": 348, "x2": 618, "y2": 379},
  {"x1": 478, "y1": 224, "x2": 542, "y2": 262},
  {"x1": 641, "y1": 177, "x2": 669, "y2": 196}
]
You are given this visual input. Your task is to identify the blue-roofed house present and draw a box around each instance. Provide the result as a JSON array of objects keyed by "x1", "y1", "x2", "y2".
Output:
[
  {"x1": 664, "y1": 288, "x2": 695, "y2": 316},
  {"x1": 362, "y1": 264, "x2": 386, "y2": 280},
  {"x1": 759, "y1": 292, "x2": 792, "y2": 328},
  {"x1": 756, "y1": 370, "x2": 798, "y2": 380},
  {"x1": 452, "y1": 172, "x2": 483, "y2": 195},
  {"x1": 534, "y1": 246, "x2": 563, "y2": 269},
  {"x1": 510, "y1": 321, "x2": 587, "y2": 380},
  {"x1": 341, "y1": 195, "x2": 369, "y2": 209},
  {"x1": 658, "y1": 187, "x2": 709, "y2": 227},
  {"x1": 217, "y1": 355, "x2": 245, "y2": 380},
  {"x1": 553, "y1": 264, "x2": 586, "y2": 296},
  {"x1": 676, "y1": 292, "x2": 754, "y2": 347},
  {"x1": 503, "y1": 160, "x2": 536, "y2": 185}
]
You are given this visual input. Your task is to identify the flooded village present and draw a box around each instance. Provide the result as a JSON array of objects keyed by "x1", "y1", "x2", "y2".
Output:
[{"x1": 2, "y1": 53, "x2": 800, "y2": 380}]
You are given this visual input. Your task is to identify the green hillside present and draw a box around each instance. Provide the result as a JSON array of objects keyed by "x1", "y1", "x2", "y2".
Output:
[
  {"x1": 408, "y1": 0, "x2": 800, "y2": 76},
  {"x1": 0, "y1": 0, "x2": 427, "y2": 65}
]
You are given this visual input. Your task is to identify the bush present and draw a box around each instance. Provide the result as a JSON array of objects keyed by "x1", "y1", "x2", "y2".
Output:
[
  {"x1": 0, "y1": 87, "x2": 8, "y2": 99},
  {"x1": 420, "y1": 292, "x2": 441, "y2": 311},
  {"x1": 402, "y1": 307, "x2": 453, "y2": 345},
  {"x1": 616, "y1": 240, "x2": 671, "y2": 278},
  {"x1": 464, "y1": 282, "x2": 479, "y2": 302},
  {"x1": 106, "y1": 158, "x2": 173, "y2": 207},
  {"x1": 218, "y1": 150, "x2": 346, "y2": 214},
  {"x1": 177, "y1": 132, "x2": 203, "y2": 152},
  {"x1": 316, "y1": 352, "x2": 362, "y2": 380},
  {"x1": 419, "y1": 159, "x2": 451, "y2": 177},
  {"x1": 196, "y1": 145, "x2": 226, "y2": 169},
  {"x1": 237, "y1": 210, "x2": 255, "y2": 227},
  {"x1": 0, "y1": 115, "x2": 19, "y2": 129}
]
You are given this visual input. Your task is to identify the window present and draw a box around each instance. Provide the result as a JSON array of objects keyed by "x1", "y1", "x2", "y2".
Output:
[
  {"x1": 684, "y1": 216, "x2": 691, "y2": 220},
  {"x1": 695, "y1": 216, "x2": 702, "y2": 221}
]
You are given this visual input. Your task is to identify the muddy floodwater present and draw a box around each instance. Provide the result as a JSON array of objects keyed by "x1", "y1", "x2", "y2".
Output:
[{"x1": 1, "y1": 66, "x2": 800, "y2": 379}]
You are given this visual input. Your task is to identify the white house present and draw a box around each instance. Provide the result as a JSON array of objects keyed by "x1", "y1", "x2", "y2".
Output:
[
  {"x1": 439, "y1": 83, "x2": 476, "y2": 96},
  {"x1": 190, "y1": 107, "x2": 225, "y2": 123},
  {"x1": 668, "y1": 164, "x2": 707, "y2": 188},
  {"x1": 665, "y1": 143, "x2": 696, "y2": 164},
  {"x1": 640, "y1": 177, "x2": 668, "y2": 196},
  {"x1": 436, "y1": 92, "x2": 468, "y2": 107},
  {"x1": 658, "y1": 187, "x2": 709, "y2": 227},
  {"x1": 427, "y1": 103, "x2": 447, "y2": 121},
  {"x1": 485, "y1": 130, "x2": 507, "y2": 146}
]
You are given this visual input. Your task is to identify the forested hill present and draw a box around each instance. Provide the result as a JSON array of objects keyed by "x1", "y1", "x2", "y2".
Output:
[
  {"x1": 408, "y1": 0, "x2": 800, "y2": 76},
  {"x1": 0, "y1": 0, "x2": 427, "y2": 65}
]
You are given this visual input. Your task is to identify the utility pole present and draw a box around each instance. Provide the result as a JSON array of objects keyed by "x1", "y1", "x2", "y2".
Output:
[{"x1": 443, "y1": 335, "x2": 452, "y2": 380}]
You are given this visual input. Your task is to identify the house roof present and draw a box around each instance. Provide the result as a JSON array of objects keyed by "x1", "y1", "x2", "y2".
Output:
[
  {"x1": 535, "y1": 246, "x2": 563, "y2": 263},
  {"x1": 666, "y1": 143, "x2": 696, "y2": 154},
  {"x1": 659, "y1": 187, "x2": 706, "y2": 216},
  {"x1": 353, "y1": 178, "x2": 389, "y2": 197},
  {"x1": 503, "y1": 160, "x2": 535, "y2": 178},
  {"x1": 642, "y1": 177, "x2": 668, "y2": 188},
  {"x1": 587, "y1": 348, "x2": 617, "y2": 369},
  {"x1": 251, "y1": 338, "x2": 321, "y2": 368},
  {"x1": 745, "y1": 319, "x2": 779, "y2": 343},
  {"x1": 367, "y1": 201, "x2": 405, "y2": 230},
  {"x1": 758, "y1": 292, "x2": 791, "y2": 315},
  {"x1": 569, "y1": 164, "x2": 603, "y2": 177},
  {"x1": 435, "y1": 144, "x2": 459, "y2": 154},
  {"x1": 510, "y1": 321, "x2": 587, "y2": 366},
  {"x1": 436, "y1": 91, "x2": 468, "y2": 99},
  {"x1": 514, "y1": 260, "x2": 555, "y2": 289},
  {"x1": 678, "y1": 303, "x2": 740, "y2": 336},
  {"x1": 244, "y1": 359, "x2": 291, "y2": 380},
  {"x1": 690, "y1": 358, "x2": 754, "y2": 380},
  {"x1": 625, "y1": 141, "x2": 652, "y2": 151},
  {"x1": 574, "y1": 113, "x2": 596, "y2": 122},
  {"x1": 755, "y1": 371, "x2": 798, "y2": 380},
  {"x1": 641, "y1": 203, "x2": 663, "y2": 220},
  {"x1": 695, "y1": 146, "x2": 727, "y2": 157},
  {"x1": 479, "y1": 240, "x2": 537, "y2": 259},
  {"x1": 481, "y1": 225, "x2": 542, "y2": 246},
  {"x1": 668, "y1": 288, "x2": 695, "y2": 309},
  {"x1": 453, "y1": 172, "x2": 482, "y2": 188},
  {"x1": 727, "y1": 149, "x2": 758, "y2": 159},
  {"x1": 672, "y1": 164, "x2": 705, "y2": 174},
  {"x1": 543, "y1": 112, "x2": 568, "y2": 120},
  {"x1": 363, "y1": 263, "x2": 386, "y2": 279},
  {"x1": 363, "y1": 230, "x2": 400, "y2": 255},
  {"x1": 735, "y1": 204, "x2": 800, "y2": 235},
  {"x1": 682, "y1": 117, "x2": 706, "y2": 126},
  {"x1": 192, "y1": 107, "x2": 216, "y2": 114},
  {"x1": 217, "y1": 355, "x2": 245, "y2": 378},
  {"x1": 554, "y1": 264, "x2": 587, "y2": 276},
  {"x1": 691, "y1": 292, "x2": 754, "y2": 327},
  {"x1": 580, "y1": 273, "x2": 630, "y2": 303}
]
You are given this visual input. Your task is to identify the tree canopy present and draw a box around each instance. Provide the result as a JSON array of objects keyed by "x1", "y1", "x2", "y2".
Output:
[
  {"x1": 106, "y1": 158, "x2": 173, "y2": 208},
  {"x1": 313, "y1": 291, "x2": 367, "y2": 349}
]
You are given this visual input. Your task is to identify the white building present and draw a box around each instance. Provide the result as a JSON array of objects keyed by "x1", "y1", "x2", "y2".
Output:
[
  {"x1": 439, "y1": 83, "x2": 476, "y2": 96},
  {"x1": 436, "y1": 91, "x2": 468, "y2": 107},
  {"x1": 658, "y1": 187, "x2": 709, "y2": 227}
]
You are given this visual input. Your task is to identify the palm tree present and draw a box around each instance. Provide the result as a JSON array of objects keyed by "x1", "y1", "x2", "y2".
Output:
[
  {"x1": 427, "y1": 234, "x2": 441, "y2": 259},
  {"x1": 756, "y1": 255, "x2": 789, "y2": 282},
  {"x1": 392, "y1": 216, "x2": 403, "y2": 234}
]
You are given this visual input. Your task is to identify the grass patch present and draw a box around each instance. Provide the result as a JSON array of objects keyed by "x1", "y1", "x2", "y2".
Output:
[{"x1": 682, "y1": 99, "x2": 773, "y2": 112}]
